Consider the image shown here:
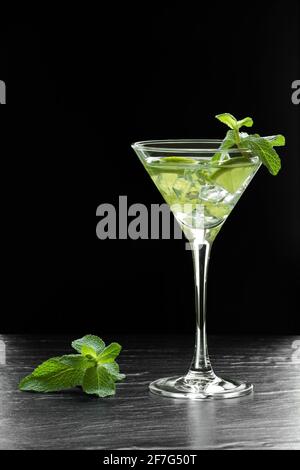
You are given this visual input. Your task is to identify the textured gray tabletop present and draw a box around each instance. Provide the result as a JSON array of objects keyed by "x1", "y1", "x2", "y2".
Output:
[{"x1": 0, "y1": 335, "x2": 299, "y2": 450}]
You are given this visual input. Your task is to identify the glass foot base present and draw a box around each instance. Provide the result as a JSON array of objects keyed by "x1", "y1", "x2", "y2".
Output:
[{"x1": 149, "y1": 374, "x2": 253, "y2": 400}]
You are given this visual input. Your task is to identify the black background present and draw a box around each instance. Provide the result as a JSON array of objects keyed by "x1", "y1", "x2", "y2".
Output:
[{"x1": 1, "y1": 1, "x2": 299, "y2": 335}]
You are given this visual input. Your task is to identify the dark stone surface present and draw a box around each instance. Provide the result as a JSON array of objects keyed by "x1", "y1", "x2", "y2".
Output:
[{"x1": 0, "y1": 335, "x2": 299, "y2": 450}]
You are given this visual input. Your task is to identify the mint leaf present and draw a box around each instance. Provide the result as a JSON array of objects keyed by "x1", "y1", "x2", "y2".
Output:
[
  {"x1": 19, "y1": 355, "x2": 94, "y2": 392},
  {"x1": 102, "y1": 361, "x2": 126, "y2": 381},
  {"x1": 58, "y1": 355, "x2": 95, "y2": 368},
  {"x1": 237, "y1": 117, "x2": 253, "y2": 128},
  {"x1": 82, "y1": 365, "x2": 116, "y2": 397},
  {"x1": 216, "y1": 113, "x2": 253, "y2": 130},
  {"x1": 71, "y1": 334, "x2": 105, "y2": 355},
  {"x1": 215, "y1": 113, "x2": 237, "y2": 129},
  {"x1": 263, "y1": 134, "x2": 285, "y2": 147},
  {"x1": 19, "y1": 334, "x2": 126, "y2": 397},
  {"x1": 97, "y1": 343, "x2": 122, "y2": 364},
  {"x1": 241, "y1": 135, "x2": 281, "y2": 175},
  {"x1": 216, "y1": 113, "x2": 253, "y2": 131},
  {"x1": 81, "y1": 345, "x2": 98, "y2": 359}
]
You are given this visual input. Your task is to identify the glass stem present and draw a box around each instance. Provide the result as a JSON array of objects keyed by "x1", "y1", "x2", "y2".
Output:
[{"x1": 188, "y1": 240, "x2": 214, "y2": 378}]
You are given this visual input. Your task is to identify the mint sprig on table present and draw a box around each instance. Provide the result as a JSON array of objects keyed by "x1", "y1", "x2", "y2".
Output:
[
  {"x1": 213, "y1": 112, "x2": 285, "y2": 175},
  {"x1": 19, "y1": 335, "x2": 125, "y2": 397}
]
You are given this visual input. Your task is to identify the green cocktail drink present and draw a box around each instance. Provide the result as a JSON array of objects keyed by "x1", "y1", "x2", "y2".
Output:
[{"x1": 145, "y1": 155, "x2": 260, "y2": 231}]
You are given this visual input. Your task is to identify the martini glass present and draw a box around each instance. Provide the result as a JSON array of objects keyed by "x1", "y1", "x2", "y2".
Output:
[{"x1": 132, "y1": 140, "x2": 261, "y2": 399}]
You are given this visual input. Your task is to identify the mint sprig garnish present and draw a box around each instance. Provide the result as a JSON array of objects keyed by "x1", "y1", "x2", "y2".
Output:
[
  {"x1": 214, "y1": 112, "x2": 285, "y2": 175},
  {"x1": 19, "y1": 335, "x2": 125, "y2": 397}
]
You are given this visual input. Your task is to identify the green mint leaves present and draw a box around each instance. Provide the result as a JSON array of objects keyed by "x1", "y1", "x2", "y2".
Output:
[
  {"x1": 82, "y1": 365, "x2": 116, "y2": 397},
  {"x1": 19, "y1": 355, "x2": 93, "y2": 392},
  {"x1": 216, "y1": 113, "x2": 253, "y2": 131},
  {"x1": 214, "y1": 113, "x2": 285, "y2": 175},
  {"x1": 241, "y1": 135, "x2": 282, "y2": 175},
  {"x1": 19, "y1": 335, "x2": 125, "y2": 397}
]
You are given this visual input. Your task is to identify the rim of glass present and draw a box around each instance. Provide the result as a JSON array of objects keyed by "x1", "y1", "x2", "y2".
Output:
[{"x1": 131, "y1": 139, "x2": 251, "y2": 153}]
